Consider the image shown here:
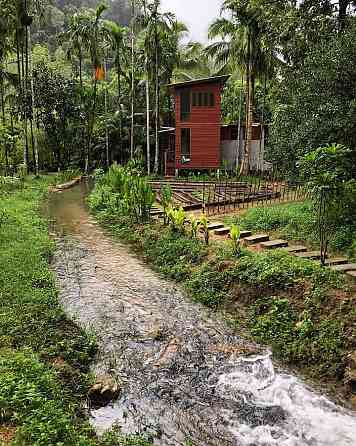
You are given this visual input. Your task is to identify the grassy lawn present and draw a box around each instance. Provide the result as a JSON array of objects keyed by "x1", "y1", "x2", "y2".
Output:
[
  {"x1": 0, "y1": 178, "x2": 152, "y2": 446},
  {"x1": 224, "y1": 201, "x2": 356, "y2": 260}
]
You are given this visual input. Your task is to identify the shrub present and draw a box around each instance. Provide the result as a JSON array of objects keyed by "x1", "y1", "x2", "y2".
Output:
[{"x1": 88, "y1": 164, "x2": 155, "y2": 223}]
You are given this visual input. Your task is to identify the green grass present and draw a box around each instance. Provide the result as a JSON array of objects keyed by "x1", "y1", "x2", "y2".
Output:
[
  {"x1": 225, "y1": 201, "x2": 356, "y2": 258},
  {"x1": 0, "y1": 178, "x2": 152, "y2": 446}
]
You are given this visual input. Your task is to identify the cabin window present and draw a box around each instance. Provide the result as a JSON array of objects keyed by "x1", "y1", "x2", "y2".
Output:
[
  {"x1": 181, "y1": 128, "x2": 191, "y2": 163},
  {"x1": 192, "y1": 91, "x2": 215, "y2": 107},
  {"x1": 198, "y1": 92, "x2": 203, "y2": 106},
  {"x1": 180, "y1": 89, "x2": 191, "y2": 121},
  {"x1": 203, "y1": 92, "x2": 209, "y2": 106}
]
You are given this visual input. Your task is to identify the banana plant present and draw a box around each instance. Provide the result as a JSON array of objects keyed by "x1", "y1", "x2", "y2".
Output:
[
  {"x1": 167, "y1": 206, "x2": 186, "y2": 233},
  {"x1": 189, "y1": 214, "x2": 198, "y2": 238},
  {"x1": 199, "y1": 213, "x2": 209, "y2": 245},
  {"x1": 230, "y1": 224, "x2": 241, "y2": 257},
  {"x1": 161, "y1": 183, "x2": 172, "y2": 225}
]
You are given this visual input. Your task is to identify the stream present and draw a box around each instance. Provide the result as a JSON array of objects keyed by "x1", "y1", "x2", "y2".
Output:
[{"x1": 47, "y1": 182, "x2": 356, "y2": 446}]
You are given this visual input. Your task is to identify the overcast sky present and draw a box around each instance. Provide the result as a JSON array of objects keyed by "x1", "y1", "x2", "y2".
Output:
[{"x1": 160, "y1": 0, "x2": 223, "y2": 43}]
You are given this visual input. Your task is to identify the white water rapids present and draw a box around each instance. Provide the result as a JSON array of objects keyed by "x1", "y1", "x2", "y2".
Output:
[{"x1": 217, "y1": 353, "x2": 356, "y2": 445}]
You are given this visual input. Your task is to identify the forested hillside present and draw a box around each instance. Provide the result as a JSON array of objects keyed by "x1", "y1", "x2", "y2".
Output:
[{"x1": 55, "y1": 0, "x2": 131, "y2": 24}]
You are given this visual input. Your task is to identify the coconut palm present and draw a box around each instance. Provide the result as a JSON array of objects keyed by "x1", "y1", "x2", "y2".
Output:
[
  {"x1": 139, "y1": 0, "x2": 175, "y2": 174},
  {"x1": 208, "y1": 0, "x2": 276, "y2": 174},
  {"x1": 62, "y1": 13, "x2": 87, "y2": 88},
  {"x1": 103, "y1": 20, "x2": 128, "y2": 163},
  {"x1": 173, "y1": 42, "x2": 227, "y2": 82},
  {"x1": 72, "y1": 3, "x2": 108, "y2": 172}
]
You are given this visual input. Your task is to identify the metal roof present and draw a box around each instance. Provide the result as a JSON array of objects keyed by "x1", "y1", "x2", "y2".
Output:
[{"x1": 167, "y1": 75, "x2": 230, "y2": 89}]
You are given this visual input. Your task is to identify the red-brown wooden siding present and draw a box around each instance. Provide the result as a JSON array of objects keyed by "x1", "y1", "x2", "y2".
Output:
[{"x1": 174, "y1": 82, "x2": 222, "y2": 170}]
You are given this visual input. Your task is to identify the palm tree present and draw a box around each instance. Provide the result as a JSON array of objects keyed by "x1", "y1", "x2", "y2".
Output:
[
  {"x1": 139, "y1": 0, "x2": 175, "y2": 174},
  {"x1": 208, "y1": 0, "x2": 275, "y2": 174},
  {"x1": 173, "y1": 41, "x2": 226, "y2": 82},
  {"x1": 62, "y1": 13, "x2": 87, "y2": 88},
  {"x1": 74, "y1": 3, "x2": 107, "y2": 173},
  {"x1": 103, "y1": 20, "x2": 127, "y2": 164}
]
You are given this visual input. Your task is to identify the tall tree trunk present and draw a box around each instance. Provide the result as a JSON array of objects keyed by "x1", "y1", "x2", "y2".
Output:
[
  {"x1": 240, "y1": 34, "x2": 254, "y2": 177},
  {"x1": 130, "y1": 0, "x2": 135, "y2": 159},
  {"x1": 79, "y1": 48, "x2": 83, "y2": 88},
  {"x1": 235, "y1": 77, "x2": 244, "y2": 170},
  {"x1": 86, "y1": 77, "x2": 98, "y2": 173},
  {"x1": 104, "y1": 59, "x2": 109, "y2": 168},
  {"x1": 0, "y1": 73, "x2": 5, "y2": 125},
  {"x1": 28, "y1": 27, "x2": 39, "y2": 176},
  {"x1": 21, "y1": 33, "x2": 29, "y2": 171},
  {"x1": 0, "y1": 70, "x2": 8, "y2": 175},
  {"x1": 117, "y1": 57, "x2": 123, "y2": 161},
  {"x1": 153, "y1": 17, "x2": 160, "y2": 174},
  {"x1": 339, "y1": 0, "x2": 349, "y2": 30},
  {"x1": 146, "y1": 74, "x2": 151, "y2": 175}
]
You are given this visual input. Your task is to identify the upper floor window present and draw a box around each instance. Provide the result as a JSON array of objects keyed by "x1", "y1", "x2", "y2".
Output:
[
  {"x1": 180, "y1": 89, "x2": 191, "y2": 121},
  {"x1": 192, "y1": 91, "x2": 215, "y2": 107}
]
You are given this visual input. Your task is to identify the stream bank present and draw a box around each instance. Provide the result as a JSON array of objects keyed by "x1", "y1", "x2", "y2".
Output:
[{"x1": 47, "y1": 182, "x2": 356, "y2": 445}]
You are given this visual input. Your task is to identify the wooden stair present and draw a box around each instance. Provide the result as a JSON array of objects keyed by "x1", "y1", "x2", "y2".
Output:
[
  {"x1": 284, "y1": 245, "x2": 308, "y2": 253},
  {"x1": 260, "y1": 239, "x2": 289, "y2": 249},
  {"x1": 295, "y1": 251, "x2": 322, "y2": 260},
  {"x1": 331, "y1": 263, "x2": 356, "y2": 272},
  {"x1": 244, "y1": 234, "x2": 270, "y2": 245}
]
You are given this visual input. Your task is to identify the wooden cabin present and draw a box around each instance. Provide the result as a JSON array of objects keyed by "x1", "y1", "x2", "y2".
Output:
[
  {"x1": 165, "y1": 75, "x2": 229, "y2": 175},
  {"x1": 163, "y1": 75, "x2": 269, "y2": 176}
]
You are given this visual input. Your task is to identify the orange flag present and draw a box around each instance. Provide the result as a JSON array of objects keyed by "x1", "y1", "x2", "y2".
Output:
[{"x1": 95, "y1": 66, "x2": 105, "y2": 81}]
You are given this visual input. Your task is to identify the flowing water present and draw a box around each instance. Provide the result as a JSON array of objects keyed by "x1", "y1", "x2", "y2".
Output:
[{"x1": 47, "y1": 182, "x2": 356, "y2": 446}]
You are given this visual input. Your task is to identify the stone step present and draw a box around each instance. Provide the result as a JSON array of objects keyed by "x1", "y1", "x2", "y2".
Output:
[
  {"x1": 214, "y1": 227, "x2": 230, "y2": 235},
  {"x1": 284, "y1": 245, "x2": 308, "y2": 253},
  {"x1": 240, "y1": 230, "x2": 252, "y2": 239},
  {"x1": 207, "y1": 222, "x2": 225, "y2": 231},
  {"x1": 260, "y1": 239, "x2": 289, "y2": 249},
  {"x1": 295, "y1": 251, "x2": 322, "y2": 260},
  {"x1": 346, "y1": 270, "x2": 356, "y2": 279},
  {"x1": 331, "y1": 263, "x2": 356, "y2": 272},
  {"x1": 244, "y1": 234, "x2": 270, "y2": 245},
  {"x1": 324, "y1": 257, "x2": 349, "y2": 266}
]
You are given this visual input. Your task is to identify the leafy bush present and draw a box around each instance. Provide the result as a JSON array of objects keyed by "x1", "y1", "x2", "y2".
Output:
[
  {"x1": 89, "y1": 164, "x2": 155, "y2": 223},
  {"x1": 299, "y1": 144, "x2": 356, "y2": 264}
]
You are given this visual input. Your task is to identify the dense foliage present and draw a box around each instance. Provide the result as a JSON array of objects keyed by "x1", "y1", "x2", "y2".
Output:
[{"x1": 2, "y1": 0, "x2": 356, "y2": 177}]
